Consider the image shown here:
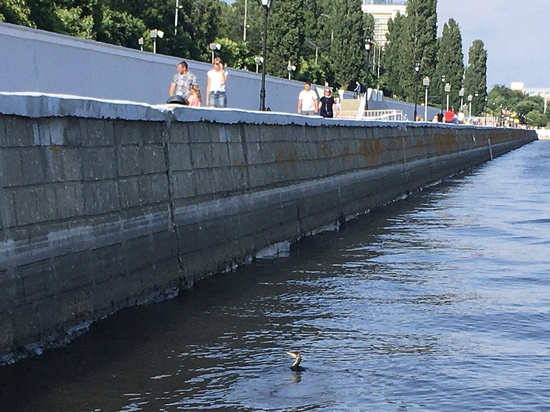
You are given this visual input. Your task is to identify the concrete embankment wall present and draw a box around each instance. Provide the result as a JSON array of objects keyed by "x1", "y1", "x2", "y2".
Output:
[{"x1": 0, "y1": 92, "x2": 537, "y2": 363}]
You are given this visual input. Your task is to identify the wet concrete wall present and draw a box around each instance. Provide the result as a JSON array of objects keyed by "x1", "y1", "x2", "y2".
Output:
[{"x1": 0, "y1": 92, "x2": 537, "y2": 363}]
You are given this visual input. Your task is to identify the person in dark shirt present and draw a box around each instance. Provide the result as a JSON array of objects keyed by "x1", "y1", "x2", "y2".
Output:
[{"x1": 318, "y1": 88, "x2": 336, "y2": 118}]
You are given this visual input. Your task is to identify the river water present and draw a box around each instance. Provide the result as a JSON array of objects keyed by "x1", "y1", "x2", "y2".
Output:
[{"x1": 1, "y1": 140, "x2": 550, "y2": 411}]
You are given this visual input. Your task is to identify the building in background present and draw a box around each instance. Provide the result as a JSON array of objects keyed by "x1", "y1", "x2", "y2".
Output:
[{"x1": 361, "y1": 0, "x2": 407, "y2": 46}]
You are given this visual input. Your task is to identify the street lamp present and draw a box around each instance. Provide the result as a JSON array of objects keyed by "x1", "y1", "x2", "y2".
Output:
[
  {"x1": 468, "y1": 94, "x2": 473, "y2": 119},
  {"x1": 364, "y1": 36, "x2": 372, "y2": 110},
  {"x1": 209, "y1": 42, "x2": 221, "y2": 63},
  {"x1": 150, "y1": 29, "x2": 164, "y2": 54},
  {"x1": 243, "y1": 0, "x2": 248, "y2": 41},
  {"x1": 413, "y1": 62, "x2": 420, "y2": 121},
  {"x1": 444, "y1": 83, "x2": 451, "y2": 111},
  {"x1": 259, "y1": 0, "x2": 272, "y2": 111},
  {"x1": 459, "y1": 86, "x2": 465, "y2": 110},
  {"x1": 440, "y1": 75, "x2": 446, "y2": 115},
  {"x1": 484, "y1": 96, "x2": 488, "y2": 126},
  {"x1": 287, "y1": 60, "x2": 296, "y2": 80},
  {"x1": 254, "y1": 56, "x2": 263, "y2": 74},
  {"x1": 138, "y1": 37, "x2": 144, "y2": 52},
  {"x1": 306, "y1": 39, "x2": 319, "y2": 65},
  {"x1": 320, "y1": 13, "x2": 333, "y2": 44},
  {"x1": 174, "y1": 0, "x2": 183, "y2": 35},
  {"x1": 423, "y1": 76, "x2": 430, "y2": 121}
]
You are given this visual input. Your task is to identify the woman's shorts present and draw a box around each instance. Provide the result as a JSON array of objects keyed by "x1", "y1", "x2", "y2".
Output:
[{"x1": 209, "y1": 91, "x2": 227, "y2": 108}]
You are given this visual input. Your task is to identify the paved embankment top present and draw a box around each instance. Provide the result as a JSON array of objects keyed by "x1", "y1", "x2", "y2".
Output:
[{"x1": 0, "y1": 91, "x2": 490, "y2": 130}]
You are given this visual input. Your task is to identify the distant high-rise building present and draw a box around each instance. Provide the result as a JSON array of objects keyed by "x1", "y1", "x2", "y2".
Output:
[{"x1": 362, "y1": 0, "x2": 407, "y2": 46}]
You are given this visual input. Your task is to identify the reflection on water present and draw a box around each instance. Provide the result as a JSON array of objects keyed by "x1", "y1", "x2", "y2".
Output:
[{"x1": 1, "y1": 141, "x2": 550, "y2": 411}]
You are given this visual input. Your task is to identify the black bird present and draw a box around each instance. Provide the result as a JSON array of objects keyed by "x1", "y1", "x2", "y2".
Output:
[{"x1": 287, "y1": 351, "x2": 305, "y2": 372}]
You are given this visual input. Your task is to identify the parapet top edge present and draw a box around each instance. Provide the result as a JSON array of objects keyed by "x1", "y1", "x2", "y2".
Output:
[{"x1": 0, "y1": 91, "x2": 496, "y2": 129}]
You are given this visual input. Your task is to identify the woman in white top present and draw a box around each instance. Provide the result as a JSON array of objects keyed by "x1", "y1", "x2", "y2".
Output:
[{"x1": 206, "y1": 57, "x2": 228, "y2": 108}]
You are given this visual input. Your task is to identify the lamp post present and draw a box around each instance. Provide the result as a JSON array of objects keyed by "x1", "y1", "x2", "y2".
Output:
[
  {"x1": 468, "y1": 94, "x2": 473, "y2": 120},
  {"x1": 287, "y1": 60, "x2": 296, "y2": 80},
  {"x1": 459, "y1": 86, "x2": 465, "y2": 110},
  {"x1": 174, "y1": 0, "x2": 183, "y2": 35},
  {"x1": 209, "y1": 42, "x2": 221, "y2": 63},
  {"x1": 150, "y1": 29, "x2": 164, "y2": 54},
  {"x1": 364, "y1": 36, "x2": 372, "y2": 110},
  {"x1": 254, "y1": 56, "x2": 263, "y2": 74},
  {"x1": 440, "y1": 75, "x2": 445, "y2": 114},
  {"x1": 243, "y1": 0, "x2": 248, "y2": 41},
  {"x1": 484, "y1": 96, "x2": 488, "y2": 126},
  {"x1": 423, "y1": 76, "x2": 430, "y2": 121},
  {"x1": 306, "y1": 39, "x2": 319, "y2": 65},
  {"x1": 444, "y1": 83, "x2": 451, "y2": 111},
  {"x1": 259, "y1": 0, "x2": 272, "y2": 111},
  {"x1": 413, "y1": 62, "x2": 420, "y2": 121},
  {"x1": 320, "y1": 14, "x2": 333, "y2": 44},
  {"x1": 138, "y1": 37, "x2": 144, "y2": 52}
]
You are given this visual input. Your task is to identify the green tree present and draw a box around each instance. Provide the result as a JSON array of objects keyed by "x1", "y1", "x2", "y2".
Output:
[
  {"x1": 401, "y1": 0, "x2": 437, "y2": 101},
  {"x1": 330, "y1": 0, "x2": 367, "y2": 90},
  {"x1": 463, "y1": 39, "x2": 487, "y2": 116},
  {"x1": 0, "y1": 0, "x2": 35, "y2": 26},
  {"x1": 94, "y1": 6, "x2": 147, "y2": 47},
  {"x1": 435, "y1": 19, "x2": 464, "y2": 111},
  {"x1": 384, "y1": 12, "x2": 407, "y2": 98},
  {"x1": 266, "y1": 0, "x2": 305, "y2": 79}
]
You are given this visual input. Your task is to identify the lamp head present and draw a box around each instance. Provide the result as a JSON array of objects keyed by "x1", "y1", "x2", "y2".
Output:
[
  {"x1": 414, "y1": 62, "x2": 420, "y2": 73},
  {"x1": 261, "y1": 0, "x2": 271, "y2": 9},
  {"x1": 365, "y1": 36, "x2": 372, "y2": 51}
]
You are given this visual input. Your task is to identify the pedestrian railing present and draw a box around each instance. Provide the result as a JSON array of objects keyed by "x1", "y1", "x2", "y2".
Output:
[{"x1": 363, "y1": 109, "x2": 403, "y2": 121}]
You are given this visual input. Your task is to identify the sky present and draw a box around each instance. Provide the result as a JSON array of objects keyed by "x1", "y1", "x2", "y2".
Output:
[{"x1": 437, "y1": 0, "x2": 550, "y2": 89}]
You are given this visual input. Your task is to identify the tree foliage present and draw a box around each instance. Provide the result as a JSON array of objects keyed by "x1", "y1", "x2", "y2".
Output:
[
  {"x1": 266, "y1": 0, "x2": 305, "y2": 78},
  {"x1": 489, "y1": 85, "x2": 549, "y2": 127},
  {"x1": 0, "y1": 0, "x2": 34, "y2": 26},
  {"x1": 463, "y1": 39, "x2": 487, "y2": 116},
  {"x1": 330, "y1": 0, "x2": 369, "y2": 90},
  {"x1": 402, "y1": 0, "x2": 437, "y2": 101},
  {"x1": 435, "y1": 19, "x2": 464, "y2": 110},
  {"x1": 384, "y1": 13, "x2": 406, "y2": 98}
]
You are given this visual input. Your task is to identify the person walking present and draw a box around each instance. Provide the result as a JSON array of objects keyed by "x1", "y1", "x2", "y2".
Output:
[
  {"x1": 297, "y1": 82, "x2": 318, "y2": 116},
  {"x1": 206, "y1": 57, "x2": 228, "y2": 108},
  {"x1": 354, "y1": 81, "x2": 361, "y2": 99},
  {"x1": 169, "y1": 61, "x2": 198, "y2": 101},
  {"x1": 318, "y1": 88, "x2": 336, "y2": 118}
]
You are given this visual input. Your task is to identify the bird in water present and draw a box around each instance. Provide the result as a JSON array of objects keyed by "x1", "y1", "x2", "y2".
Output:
[{"x1": 287, "y1": 351, "x2": 305, "y2": 372}]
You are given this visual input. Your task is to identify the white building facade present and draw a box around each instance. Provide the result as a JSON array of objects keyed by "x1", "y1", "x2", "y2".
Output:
[{"x1": 361, "y1": 0, "x2": 407, "y2": 46}]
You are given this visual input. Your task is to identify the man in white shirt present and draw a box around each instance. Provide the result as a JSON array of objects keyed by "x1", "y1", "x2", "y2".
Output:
[{"x1": 297, "y1": 82, "x2": 318, "y2": 116}]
